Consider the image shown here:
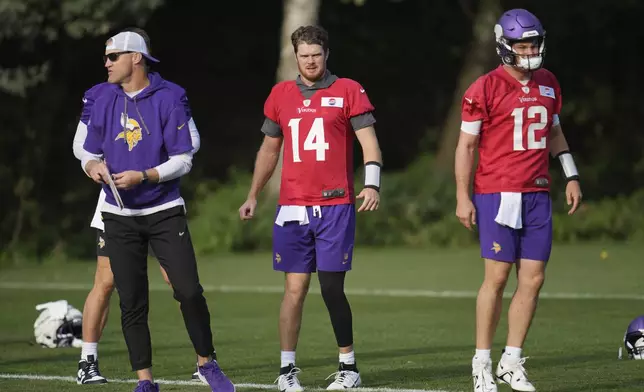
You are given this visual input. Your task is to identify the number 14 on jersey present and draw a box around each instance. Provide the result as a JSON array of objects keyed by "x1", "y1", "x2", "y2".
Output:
[{"x1": 288, "y1": 117, "x2": 330, "y2": 162}]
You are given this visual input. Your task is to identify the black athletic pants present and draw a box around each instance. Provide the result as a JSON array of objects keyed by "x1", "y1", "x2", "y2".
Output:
[{"x1": 103, "y1": 206, "x2": 214, "y2": 371}]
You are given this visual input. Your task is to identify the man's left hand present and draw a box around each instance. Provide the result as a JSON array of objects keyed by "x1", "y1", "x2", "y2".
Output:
[
  {"x1": 566, "y1": 180, "x2": 583, "y2": 215},
  {"x1": 113, "y1": 170, "x2": 144, "y2": 190},
  {"x1": 357, "y1": 188, "x2": 380, "y2": 212}
]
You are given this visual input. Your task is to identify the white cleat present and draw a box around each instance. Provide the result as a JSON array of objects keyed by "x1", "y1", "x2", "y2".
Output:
[
  {"x1": 275, "y1": 366, "x2": 304, "y2": 392},
  {"x1": 496, "y1": 357, "x2": 536, "y2": 392},
  {"x1": 325, "y1": 369, "x2": 361, "y2": 390},
  {"x1": 472, "y1": 358, "x2": 497, "y2": 392}
]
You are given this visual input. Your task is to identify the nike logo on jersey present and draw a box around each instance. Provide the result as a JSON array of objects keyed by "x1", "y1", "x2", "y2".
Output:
[
  {"x1": 360, "y1": 88, "x2": 365, "y2": 93},
  {"x1": 464, "y1": 97, "x2": 473, "y2": 104},
  {"x1": 82, "y1": 98, "x2": 88, "y2": 104},
  {"x1": 177, "y1": 123, "x2": 186, "y2": 130}
]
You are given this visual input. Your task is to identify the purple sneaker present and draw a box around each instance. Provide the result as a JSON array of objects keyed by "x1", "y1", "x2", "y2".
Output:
[
  {"x1": 198, "y1": 360, "x2": 235, "y2": 392},
  {"x1": 134, "y1": 380, "x2": 159, "y2": 392}
]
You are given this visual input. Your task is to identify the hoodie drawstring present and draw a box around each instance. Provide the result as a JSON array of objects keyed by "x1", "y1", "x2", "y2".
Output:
[
  {"x1": 121, "y1": 96, "x2": 151, "y2": 139},
  {"x1": 134, "y1": 96, "x2": 151, "y2": 135},
  {"x1": 122, "y1": 97, "x2": 128, "y2": 143}
]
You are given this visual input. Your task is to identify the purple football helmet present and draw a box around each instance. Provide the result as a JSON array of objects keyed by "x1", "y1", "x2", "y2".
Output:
[
  {"x1": 494, "y1": 9, "x2": 546, "y2": 71},
  {"x1": 624, "y1": 315, "x2": 644, "y2": 359}
]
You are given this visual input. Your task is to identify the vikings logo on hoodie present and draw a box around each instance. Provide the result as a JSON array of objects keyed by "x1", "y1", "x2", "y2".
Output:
[{"x1": 116, "y1": 113, "x2": 143, "y2": 151}]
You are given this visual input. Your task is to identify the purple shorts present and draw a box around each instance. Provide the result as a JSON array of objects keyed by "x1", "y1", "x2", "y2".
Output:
[
  {"x1": 473, "y1": 192, "x2": 552, "y2": 263},
  {"x1": 273, "y1": 204, "x2": 355, "y2": 273}
]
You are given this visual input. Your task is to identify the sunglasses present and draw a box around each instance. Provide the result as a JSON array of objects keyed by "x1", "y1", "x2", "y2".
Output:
[{"x1": 103, "y1": 51, "x2": 133, "y2": 63}]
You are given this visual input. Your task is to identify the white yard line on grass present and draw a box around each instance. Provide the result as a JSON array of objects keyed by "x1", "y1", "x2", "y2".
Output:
[
  {"x1": 0, "y1": 281, "x2": 642, "y2": 301},
  {"x1": 0, "y1": 373, "x2": 454, "y2": 392}
]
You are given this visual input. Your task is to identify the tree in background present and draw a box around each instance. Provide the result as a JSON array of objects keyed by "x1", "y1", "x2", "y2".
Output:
[
  {"x1": 434, "y1": 0, "x2": 501, "y2": 172},
  {"x1": 266, "y1": 0, "x2": 322, "y2": 195},
  {"x1": 0, "y1": 0, "x2": 163, "y2": 261}
]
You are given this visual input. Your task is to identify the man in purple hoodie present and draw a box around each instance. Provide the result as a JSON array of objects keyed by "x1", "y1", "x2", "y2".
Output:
[
  {"x1": 80, "y1": 29, "x2": 235, "y2": 392},
  {"x1": 73, "y1": 28, "x2": 205, "y2": 385}
]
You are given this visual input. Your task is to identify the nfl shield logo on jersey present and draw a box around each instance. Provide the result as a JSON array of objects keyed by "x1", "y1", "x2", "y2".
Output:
[
  {"x1": 522, "y1": 86, "x2": 530, "y2": 94},
  {"x1": 303, "y1": 99, "x2": 311, "y2": 107}
]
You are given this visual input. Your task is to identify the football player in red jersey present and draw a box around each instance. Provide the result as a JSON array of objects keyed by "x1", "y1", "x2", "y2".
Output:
[
  {"x1": 239, "y1": 25, "x2": 382, "y2": 391},
  {"x1": 454, "y1": 9, "x2": 582, "y2": 392}
]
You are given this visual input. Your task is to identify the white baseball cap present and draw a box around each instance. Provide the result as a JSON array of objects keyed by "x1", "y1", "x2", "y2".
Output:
[{"x1": 105, "y1": 31, "x2": 159, "y2": 63}]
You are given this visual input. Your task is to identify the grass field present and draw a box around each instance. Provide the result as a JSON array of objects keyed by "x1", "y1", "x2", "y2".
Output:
[{"x1": 1, "y1": 244, "x2": 643, "y2": 392}]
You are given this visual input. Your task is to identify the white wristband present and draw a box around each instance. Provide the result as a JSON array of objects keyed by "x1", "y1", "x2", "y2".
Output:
[
  {"x1": 557, "y1": 152, "x2": 579, "y2": 180},
  {"x1": 364, "y1": 162, "x2": 381, "y2": 191}
]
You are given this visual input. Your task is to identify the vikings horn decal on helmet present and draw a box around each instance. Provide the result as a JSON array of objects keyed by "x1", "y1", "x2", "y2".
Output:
[
  {"x1": 494, "y1": 9, "x2": 546, "y2": 71},
  {"x1": 624, "y1": 315, "x2": 644, "y2": 359},
  {"x1": 34, "y1": 300, "x2": 83, "y2": 348}
]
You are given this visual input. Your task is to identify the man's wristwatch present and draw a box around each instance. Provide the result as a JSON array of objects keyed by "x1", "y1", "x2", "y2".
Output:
[{"x1": 141, "y1": 170, "x2": 149, "y2": 184}]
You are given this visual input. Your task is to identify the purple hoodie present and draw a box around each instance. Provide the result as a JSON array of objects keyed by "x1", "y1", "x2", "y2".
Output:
[{"x1": 83, "y1": 73, "x2": 193, "y2": 209}]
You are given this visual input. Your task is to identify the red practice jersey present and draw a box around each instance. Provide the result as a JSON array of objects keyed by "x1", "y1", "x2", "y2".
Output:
[
  {"x1": 461, "y1": 65, "x2": 562, "y2": 193},
  {"x1": 264, "y1": 78, "x2": 374, "y2": 205}
]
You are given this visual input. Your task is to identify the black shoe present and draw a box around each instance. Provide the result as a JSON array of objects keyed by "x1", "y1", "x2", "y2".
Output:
[{"x1": 76, "y1": 355, "x2": 108, "y2": 385}]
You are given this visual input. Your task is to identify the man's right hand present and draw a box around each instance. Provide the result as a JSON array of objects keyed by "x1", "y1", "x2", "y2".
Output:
[
  {"x1": 456, "y1": 197, "x2": 477, "y2": 230},
  {"x1": 239, "y1": 198, "x2": 258, "y2": 220},
  {"x1": 85, "y1": 160, "x2": 110, "y2": 184}
]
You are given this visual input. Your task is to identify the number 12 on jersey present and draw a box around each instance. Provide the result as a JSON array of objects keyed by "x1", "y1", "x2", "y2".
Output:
[
  {"x1": 511, "y1": 105, "x2": 548, "y2": 151},
  {"x1": 288, "y1": 117, "x2": 330, "y2": 162}
]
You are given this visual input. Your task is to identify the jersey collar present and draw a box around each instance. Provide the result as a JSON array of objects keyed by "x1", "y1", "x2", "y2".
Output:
[
  {"x1": 495, "y1": 64, "x2": 538, "y2": 89},
  {"x1": 296, "y1": 70, "x2": 338, "y2": 92}
]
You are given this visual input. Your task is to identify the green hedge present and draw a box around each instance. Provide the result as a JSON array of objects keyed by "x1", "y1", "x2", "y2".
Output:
[
  {"x1": 189, "y1": 158, "x2": 644, "y2": 255},
  {"x1": 2, "y1": 158, "x2": 641, "y2": 266}
]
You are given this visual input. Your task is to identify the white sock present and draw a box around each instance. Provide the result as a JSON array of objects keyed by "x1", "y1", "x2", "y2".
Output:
[
  {"x1": 281, "y1": 351, "x2": 296, "y2": 368},
  {"x1": 503, "y1": 346, "x2": 522, "y2": 361},
  {"x1": 473, "y1": 349, "x2": 491, "y2": 361},
  {"x1": 81, "y1": 342, "x2": 98, "y2": 361},
  {"x1": 339, "y1": 351, "x2": 355, "y2": 365}
]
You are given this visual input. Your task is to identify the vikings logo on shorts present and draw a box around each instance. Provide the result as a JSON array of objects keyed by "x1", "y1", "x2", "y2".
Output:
[{"x1": 116, "y1": 113, "x2": 143, "y2": 151}]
